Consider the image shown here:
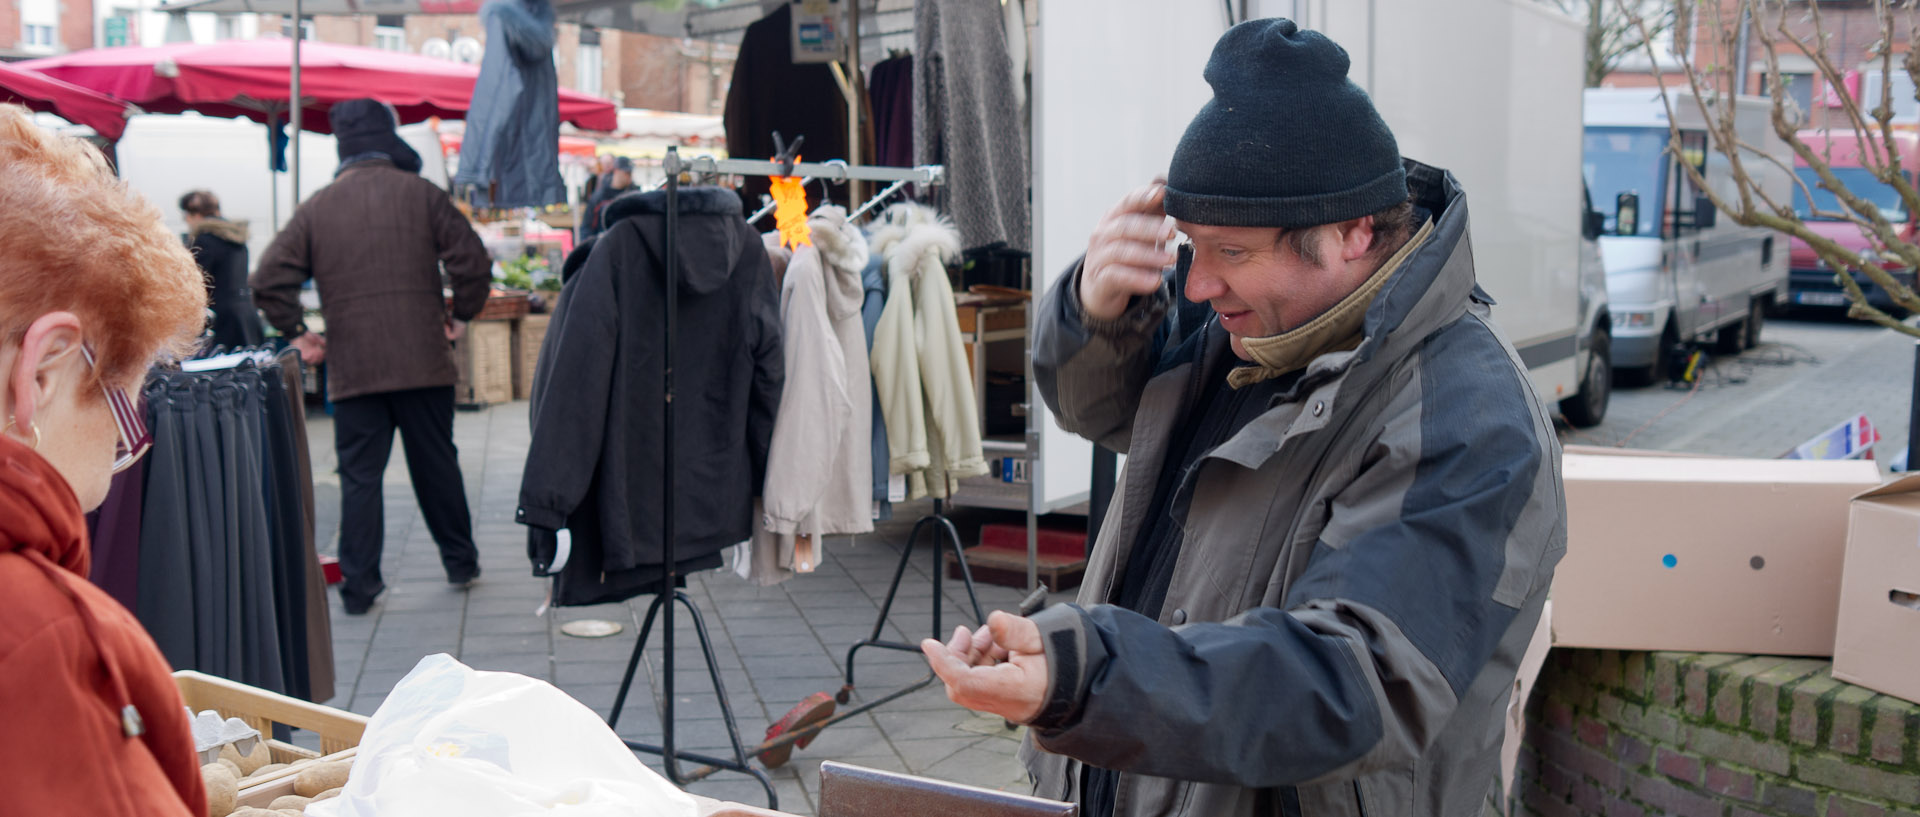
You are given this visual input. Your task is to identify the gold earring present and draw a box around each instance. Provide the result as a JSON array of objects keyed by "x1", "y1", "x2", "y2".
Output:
[{"x1": 3, "y1": 419, "x2": 41, "y2": 450}]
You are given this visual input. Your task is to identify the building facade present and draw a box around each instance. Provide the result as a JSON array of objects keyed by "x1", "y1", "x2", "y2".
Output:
[
  {"x1": 0, "y1": 2, "x2": 735, "y2": 117},
  {"x1": 1603, "y1": 0, "x2": 1914, "y2": 129}
]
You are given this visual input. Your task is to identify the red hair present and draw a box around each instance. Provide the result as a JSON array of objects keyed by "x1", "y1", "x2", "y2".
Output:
[{"x1": 0, "y1": 105, "x2": 205, "y2": 392}]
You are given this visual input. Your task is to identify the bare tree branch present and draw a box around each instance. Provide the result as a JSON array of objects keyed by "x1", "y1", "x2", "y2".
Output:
[{"x1": 1624, "y1": 0, "x2": 1920, "y2": 333}]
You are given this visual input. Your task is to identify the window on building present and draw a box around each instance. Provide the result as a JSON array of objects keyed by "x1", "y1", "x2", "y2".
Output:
[
  {"x1": 577, "y1": 28, "x2": 603, "y2": 97},
  {"x1": 1861, "y1": 69, "x2": 1920, "y2": 123},
  {"x1": 215, "y1": 14, "x2": 242, "y2": 40},
  {"x1": 24, "y1": 24, "x2": 56, "y2": 48},
  {"x1": 1760, "y1": 71, "x2": 1817, "y2": 121},
  {"x1": 375, "y1": 26, "x2": 406, "y2": 51},
  {"x1": 282, "y1": 16, "x2": 315, "y2": 40}
]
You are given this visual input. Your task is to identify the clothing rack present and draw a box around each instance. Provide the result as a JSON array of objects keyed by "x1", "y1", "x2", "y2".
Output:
[{"x1": 603, "y1": 148, "x2": 964, "y2": 807}]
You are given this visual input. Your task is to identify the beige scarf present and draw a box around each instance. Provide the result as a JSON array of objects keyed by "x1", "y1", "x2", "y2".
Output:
[{"x1": 1227, "y1": 217, "x2": 1435, "y2": 389}]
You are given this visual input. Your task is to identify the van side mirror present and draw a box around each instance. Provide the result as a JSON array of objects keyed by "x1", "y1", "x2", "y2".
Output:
[
  {"x1": 1694, "y1": 195, "x2": 1717, "y2": 229},
  {"x1": 1616, "y1": 192, "x2": 1640, "y2": 236},
  {"x1": 1583, "y1": 210, "x2": 1605, "y2": 241}
]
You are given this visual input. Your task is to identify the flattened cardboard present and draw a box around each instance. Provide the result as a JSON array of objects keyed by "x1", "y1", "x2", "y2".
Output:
[
  {"x1": 1553, "y1": 453, "x2": 1882, "y2": 656},
  {"x1": 1833, "y1": 474, "x2": 1920, "y2": 703}
]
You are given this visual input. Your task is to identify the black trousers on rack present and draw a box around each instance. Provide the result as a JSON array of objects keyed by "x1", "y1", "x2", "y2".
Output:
[{"x1": 334, "y1": 386, "x2": 479, "y2": 606}]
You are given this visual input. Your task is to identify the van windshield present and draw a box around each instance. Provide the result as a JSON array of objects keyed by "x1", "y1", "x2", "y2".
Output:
[
  {"x1": 1793, "y1": 167, "x2": 1911, "y2": 223},
  {"x1": 1583, "y1": 127, "x2": 1667, "y2": 236}
]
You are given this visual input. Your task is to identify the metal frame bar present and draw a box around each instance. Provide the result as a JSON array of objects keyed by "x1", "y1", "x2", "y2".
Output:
[{"x1": 667, "y1": 154, "x2": 943, "y2": 186}]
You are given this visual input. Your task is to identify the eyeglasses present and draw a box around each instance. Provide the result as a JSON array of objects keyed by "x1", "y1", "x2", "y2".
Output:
[{"x1": 80, "y1": 344, "x2": 151, "y2": 474}]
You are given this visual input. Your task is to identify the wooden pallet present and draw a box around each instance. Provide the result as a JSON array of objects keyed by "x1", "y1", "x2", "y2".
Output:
[{"x1": 944, "y1": 545, "x2": 1087, "y2": 593}]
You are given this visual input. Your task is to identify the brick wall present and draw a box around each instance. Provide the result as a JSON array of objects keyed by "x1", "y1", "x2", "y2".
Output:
[
  {"x1": 1517, "y1": 649, "x2": 1920, "y2": 817},
  {"x1": 0, "y1": 1, "x2": 19, "y2": 53},
  {"x1": 59, "y1": 0, "x2": 92, "y2": 52}
]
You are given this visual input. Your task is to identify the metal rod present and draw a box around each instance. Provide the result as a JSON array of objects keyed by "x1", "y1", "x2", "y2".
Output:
[
  {"x1": 290, "y1": 2, "x2": 301, "y2": 206},
  {"x1": 846, "y1": 0, "x2": 863, "y2": 206},
  {"x1": 661, "y1": 147, "x2": 679, "y2": 781},
  {"x1": 267, "y1": 104, "x2": 280, "y2": 230},
  {"x1": 847, "y1": 177, "x2": 909, "y2": 222},
  {"x1": 671, "y1": 155, "x2": 943, "y2": 185}
]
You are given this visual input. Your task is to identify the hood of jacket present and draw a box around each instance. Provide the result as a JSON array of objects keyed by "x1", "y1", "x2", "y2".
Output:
[
  {"x1": 807, "y1": 205, "x2": 870, "y2": 322},
  {"x1": 189, "y1": 217, "x2": 250, "y2": 246},
  {"x1": 0, "y1": 434, "x2": 86, "y2": 575},
  {"x1": 867, "y1": 202, "x2": 961, "y2": 281},
  {"x1": 606, "y1": 187, "x2": 749, "y2": 296}
]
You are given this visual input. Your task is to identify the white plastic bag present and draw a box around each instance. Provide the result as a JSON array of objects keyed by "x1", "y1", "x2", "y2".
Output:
[{"x1": 306, "y1": 654, "x2": 696, "y2": 817}]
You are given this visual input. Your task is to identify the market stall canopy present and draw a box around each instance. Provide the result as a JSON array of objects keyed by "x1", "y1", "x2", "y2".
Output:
[
  {"x1": 0, "y1": 60, "x2": 139, "y2": 140},
  {"x1": 158, "y1": 0, "x2": 481, "y2": 14},
  {"x1": 155, "y1": 0, "x2": 912, "y2": 53},
  {"x1": 18, "y1": 38, "x2": 618, "y2": 133}
]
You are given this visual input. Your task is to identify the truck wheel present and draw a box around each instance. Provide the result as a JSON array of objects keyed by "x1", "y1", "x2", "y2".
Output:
[
  {"x1": 1743, "y1": 298, "x2": 1765, "y2": 349},
  {"x1": 1619, "y1": 322, "x2": 1678, "y2": 387},
  {"x1": 1560, "y1": 328, "x2": 1610, "y2": 428},
  {"x1": 1715, "y1": 315, "x2": 1746, "y2": 355}
]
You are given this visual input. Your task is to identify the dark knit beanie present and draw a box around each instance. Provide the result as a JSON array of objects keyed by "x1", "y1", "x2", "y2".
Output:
[
  {"x1": 1164, "y1": 18, "x2": 1407, "y2": 229},
  {"x1": 330, "y1": 98, "x2": 423, "y2": 174}
]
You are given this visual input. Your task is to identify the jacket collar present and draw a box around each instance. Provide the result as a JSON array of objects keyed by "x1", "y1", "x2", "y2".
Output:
[
  {"x1": 1198, "y1": 159, "x2": 1479, "y2": 470},
  {"x1": 0, "y1": 433, "x2": 86, "y2": 576}
]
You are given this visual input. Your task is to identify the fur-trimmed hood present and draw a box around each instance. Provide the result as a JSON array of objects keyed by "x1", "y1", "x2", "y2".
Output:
[
  {"x1": 807, "y1": 206, "x2": 870, "y2": 322},
  {"x1": 189, "y1": 217, "x2": 250, "y2": 246},
  {"x1": 867, "y1": 202, "x2": 961, "y2": 282}
]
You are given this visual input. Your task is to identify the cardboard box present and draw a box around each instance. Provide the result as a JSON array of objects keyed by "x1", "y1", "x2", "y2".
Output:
[
  {"x1": 1553, "y1": 453, "x2": 1883, "y2": 656},
  {"x1": 1834, "y1": 476, "x2": 1920, "y2": 703}
]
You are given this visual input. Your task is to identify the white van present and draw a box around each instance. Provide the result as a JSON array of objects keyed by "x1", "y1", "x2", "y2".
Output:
[{"x1": 1583, "y1": 88, "x2": 1791, "y2": 384}]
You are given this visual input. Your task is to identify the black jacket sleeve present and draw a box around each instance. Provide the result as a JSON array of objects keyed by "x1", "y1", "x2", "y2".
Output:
[{"x1": 516, "y1": 227, "x2": 622, "y2": 539}]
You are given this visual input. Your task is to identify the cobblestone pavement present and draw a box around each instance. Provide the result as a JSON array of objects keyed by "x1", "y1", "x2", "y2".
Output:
[
  {"x1": 302, "y1": 310, "x2": 1916, "y2": 814},
  {"x1": 305, "y1": 399, "x2": 1059, "y2": 814},
  {"x1": 1559, "y1": 310, "x2": 1917, "y2": 464}
]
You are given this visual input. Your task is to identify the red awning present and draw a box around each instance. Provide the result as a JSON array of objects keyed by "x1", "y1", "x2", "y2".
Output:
[
  {"x1": 19, "y1": 38, "x2": 617, "y2": 133},
  {"x1": 0, "y1": 60, "x2": 137, "y2": 140}
]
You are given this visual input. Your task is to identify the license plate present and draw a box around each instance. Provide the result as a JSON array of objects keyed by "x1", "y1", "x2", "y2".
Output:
[{"x1": 1796, "y1": 291, "x2": 1849, "y2": 306}]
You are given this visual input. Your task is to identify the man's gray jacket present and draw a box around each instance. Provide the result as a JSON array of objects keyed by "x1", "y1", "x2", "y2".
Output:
[{"x1": 1022, "y1": 160, "x2": 1566, "y2": 817}]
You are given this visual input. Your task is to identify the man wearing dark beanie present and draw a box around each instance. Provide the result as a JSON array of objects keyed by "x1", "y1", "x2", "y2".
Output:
[
  {"x1": 253, "y1": 99, "x2": 493, "y2": 615},
  {"x1": 923, "y1": 19, "x2": 1564, "y2": 817}
]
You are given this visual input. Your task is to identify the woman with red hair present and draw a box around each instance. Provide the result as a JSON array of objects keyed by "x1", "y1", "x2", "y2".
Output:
[{"x1": 0, "y1": 104, "x2": 210, "y2": 814}]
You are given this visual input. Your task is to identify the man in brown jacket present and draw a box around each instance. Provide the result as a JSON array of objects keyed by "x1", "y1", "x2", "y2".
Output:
[{"x1": 253, "y1": 99, "x2": 492, "y2": 614}]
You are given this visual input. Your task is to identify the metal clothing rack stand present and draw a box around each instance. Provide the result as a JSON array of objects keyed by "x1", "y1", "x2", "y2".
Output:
[
  {"x1": 838, "y1": 496, "x2": 988, "y2": 704},
  {"x1": 603, "y1": 148, "x2": 955, "y2": 807}
]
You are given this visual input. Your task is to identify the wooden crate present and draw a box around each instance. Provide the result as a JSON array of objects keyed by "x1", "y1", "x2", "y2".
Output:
[
  {"x1": 173, "y1": 671, "x2": 367, "y2": 807},
  {"x1": 454, "y1": 319, "x2": 514, "y2": 407},
  {"x1": 512, "y1": 312, "x2": 552, "y2": 401}
]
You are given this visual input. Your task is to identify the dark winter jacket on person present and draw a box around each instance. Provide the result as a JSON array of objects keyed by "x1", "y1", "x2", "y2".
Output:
[
  {"x1": 724, "y1": 3, "x2": 854, "y2": 209},
  {"x1": 251, "y1": 159, "x2": 492, "y2": 402},
  {"x1": 188, "y1": 217, "x2": 264, "y2": 351},
  {"x1": 0, "y1": 434, "x2": 207, "y2": 817},
  {"x1": 517, "y1": 187, "x2": 783, "y2": 607},
  {"x1": 1022, "y1": 161, "x2": 1566, "y2": 817},
  {"x1": 455, "y1": 0, "x2": 564, "y2": 209}
]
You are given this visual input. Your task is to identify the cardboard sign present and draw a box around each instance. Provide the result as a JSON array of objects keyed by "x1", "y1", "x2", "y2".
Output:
[{"x1": 789, "y1": 0, "x2": 845, "y2": 64}]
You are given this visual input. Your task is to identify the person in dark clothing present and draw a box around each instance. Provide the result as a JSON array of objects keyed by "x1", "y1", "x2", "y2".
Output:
[
  {"x1": 180, "y1": 190, "x2": 264, "y2": 352},
  {"x1": 575, "y1": 155, "x2": 633, "y2": 245},
  {"x1": 252, "y1": 99, "x2": 491, "y2": 615}
]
